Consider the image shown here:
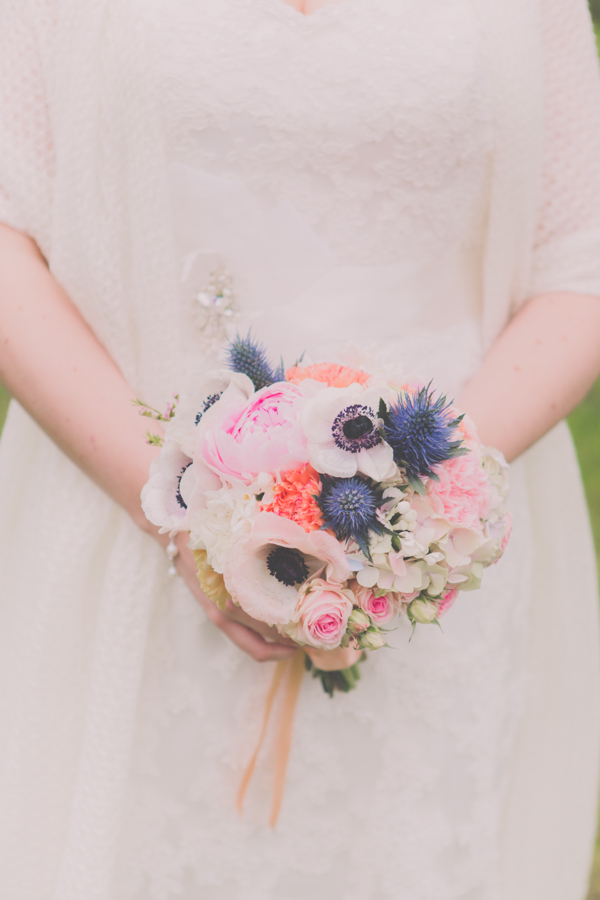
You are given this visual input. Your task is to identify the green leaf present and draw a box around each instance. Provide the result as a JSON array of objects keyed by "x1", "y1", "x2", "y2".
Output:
[
  {"x1": 405, "y1": 470, "x2": 427, "y2": 495},
  {"x1": 378, "y1": 397, "x2": 389, "y2": 424}
]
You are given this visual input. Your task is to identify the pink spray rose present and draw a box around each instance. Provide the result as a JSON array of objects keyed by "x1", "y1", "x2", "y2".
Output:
[
  {"x1": 200, "y1": 382, "x2": 310, "y2": 484},
  {"x1": 437, "y1": 587, "x2": 458, "y2": 617},
  {"x1": 292, "y1": 578, "x2": 354, "y2": 649},
  {"x1": 353, "y1": 582, "x2": 399, "y2": 624}
]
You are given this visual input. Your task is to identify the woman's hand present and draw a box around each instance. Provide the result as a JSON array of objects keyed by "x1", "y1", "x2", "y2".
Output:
[
  {"x1": 173, "y1": 533, "x2": 297, "y2": 663},
  {"x1": 171, "y1": 533, "x2": 360, "y2": 668}
]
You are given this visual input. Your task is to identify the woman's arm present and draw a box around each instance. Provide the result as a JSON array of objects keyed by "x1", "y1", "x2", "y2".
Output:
[
  {"x1": 0, "y1": 222, "x2": 296, "y2": 662},
  {"x1": 458, "y1": 291, "x2": 600, "y2": 461}
]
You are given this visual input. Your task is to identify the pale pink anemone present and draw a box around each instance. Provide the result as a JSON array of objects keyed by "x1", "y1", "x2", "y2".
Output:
[
  {"x1": 427, "y1": 446, "x2": 490, "y2": 531},
  {"x1": 353, "y1": 583, "x2": 399, "y2": 624},
  {"x1": 290, "y1": 578, "x2": 354, "y2": 649},
  {"x1": 199, "y1": 381, "x2": 310, "y2": 484},
  {"x1": 141, "y1": 442, "x2": 220, "y2": 533},
  {"x1": 222, "y1": 511, "x2": 351, "y2": 626}
]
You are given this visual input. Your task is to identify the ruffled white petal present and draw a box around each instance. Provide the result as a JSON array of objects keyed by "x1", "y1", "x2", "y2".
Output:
[
  {"x1": 308, "y1": 442, "x2": 358, "y2": 478},
  {"x1": 301, "y1": 385, "x2": 363, "y2": 443},
  {"x1": 356, "y1": 441, "x2": 395, "y2": 481}
]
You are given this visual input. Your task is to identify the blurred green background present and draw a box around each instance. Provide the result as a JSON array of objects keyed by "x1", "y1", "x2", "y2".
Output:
[{"x1": 0, "y1": 5, "x2": 599, "y2": 895}]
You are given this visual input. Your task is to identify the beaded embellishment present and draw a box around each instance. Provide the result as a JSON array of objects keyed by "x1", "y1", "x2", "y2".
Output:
[{"x1": 193, "y1": 263, "x2": 239, "y2": 353}]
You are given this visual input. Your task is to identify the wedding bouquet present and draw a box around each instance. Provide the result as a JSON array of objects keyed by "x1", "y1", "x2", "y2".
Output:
[{"x1": 141, "y1": 334, "x2": 511, "y2": 694}]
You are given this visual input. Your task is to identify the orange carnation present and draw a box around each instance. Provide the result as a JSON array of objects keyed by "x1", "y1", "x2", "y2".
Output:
[
  {"x1": 285, "y1": 362, "x2": 370, "y2": 389},
  {"x1": 261, "y1": 464, "x2": 324, "y2": 533}
]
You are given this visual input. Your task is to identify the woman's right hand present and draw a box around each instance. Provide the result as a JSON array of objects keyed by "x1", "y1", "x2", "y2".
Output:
[{"x1": 174, "y1": 533, "x2": 297, "y2": 663}]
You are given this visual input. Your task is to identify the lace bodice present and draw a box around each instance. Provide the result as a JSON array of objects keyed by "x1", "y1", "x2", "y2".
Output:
[{"x1": 148, "y1": 0, "x2": 492, "y2": 268}]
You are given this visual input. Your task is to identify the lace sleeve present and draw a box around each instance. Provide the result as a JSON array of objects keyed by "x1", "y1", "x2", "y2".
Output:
[
  {"x1": 531, "y1": 0, "x2": 600, "y2": 298},
  {"x1": 0, "y1": 0, "x2": 55, "y2": 250}
]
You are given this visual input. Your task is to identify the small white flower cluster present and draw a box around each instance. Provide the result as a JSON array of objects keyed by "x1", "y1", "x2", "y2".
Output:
[{"x1": 188, "y1": 474, "x2": 275, "y2": 574}]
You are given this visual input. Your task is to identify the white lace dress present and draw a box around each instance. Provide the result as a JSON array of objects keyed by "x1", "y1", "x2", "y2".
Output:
[{"x1": 1, "y1": 1, "x2": 600, "y2": 898}]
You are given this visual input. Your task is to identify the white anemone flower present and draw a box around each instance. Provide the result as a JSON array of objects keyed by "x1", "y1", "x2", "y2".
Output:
[
  {"x1": 141, "y1": 441, "x2": 219, "y2": 533},
  {"x1": 301, "y1": 384, "x2": 395, "y2": 481}
]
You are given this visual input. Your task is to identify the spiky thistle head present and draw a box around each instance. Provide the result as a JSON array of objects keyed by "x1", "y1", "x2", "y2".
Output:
[
  {"x1": 225, "y1": 332, "x2": 277, "y2": 392},
  {"x1": 317, "y1": 475, "x2": 386, "y2": 558},
  {"x1": 383, "y1": 384, "x2": 467, "y2": 483}
]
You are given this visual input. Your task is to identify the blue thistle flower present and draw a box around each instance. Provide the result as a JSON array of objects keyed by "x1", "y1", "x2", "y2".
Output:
[
  {"x1": 317, "y1": 475, "x2": 385, "y2": 559},
  {"x1": 383, "y1": 384, "x2": 467, "y2": 486},
  {"x1": 225, "y1": 332, "x2": 277, "y2": 392}
]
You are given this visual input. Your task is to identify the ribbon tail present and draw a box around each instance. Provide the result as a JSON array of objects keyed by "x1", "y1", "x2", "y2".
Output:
[
  {"x1": 269, "y1": 650, "x2": 305, "y2": 828},
  {"x1": 237, "y1": 659, "x2": 287, "y2": 817}
]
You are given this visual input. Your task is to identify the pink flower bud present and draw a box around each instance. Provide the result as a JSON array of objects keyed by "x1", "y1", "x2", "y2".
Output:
[{"x1": 347, "y1": 609, "x2": 371, "y2": 635}]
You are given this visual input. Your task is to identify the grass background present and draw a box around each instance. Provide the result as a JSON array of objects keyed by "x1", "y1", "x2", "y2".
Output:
[{"x1": 0, "y1": 8, "x2": 599, "y2": 894}]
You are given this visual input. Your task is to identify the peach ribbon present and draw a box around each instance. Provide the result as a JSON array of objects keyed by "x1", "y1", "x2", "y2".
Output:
[{"x1": 236, "y1": 650, "x2": 305, "y2": 828}]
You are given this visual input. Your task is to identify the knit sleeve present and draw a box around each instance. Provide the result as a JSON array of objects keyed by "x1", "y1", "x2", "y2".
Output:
[
  {"x1": 530, "y1": 0, "x2": 600, "y2": 298},
  {"x1": 0, "y1": 0, "x2": 55, "y2": 251}
]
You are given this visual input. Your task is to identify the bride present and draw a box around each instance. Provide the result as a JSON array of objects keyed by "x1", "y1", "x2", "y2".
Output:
[{"x1": 1, "y1": 0, "x2": 600, "y2": 896}]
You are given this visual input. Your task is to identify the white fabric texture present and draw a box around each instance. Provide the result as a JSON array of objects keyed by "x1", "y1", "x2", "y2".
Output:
[{"x1": 0, "y1": 0, "x2": 600, "y2": 898}]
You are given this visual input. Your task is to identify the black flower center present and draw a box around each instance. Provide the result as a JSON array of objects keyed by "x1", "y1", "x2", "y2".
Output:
[
  {"x1": 175, "y1": 462, "x2": 192, "y2": 509},
  {"x1": 342, "y1": 415, "x2": 373, "y2": 440},
  {"x1": 266, "y1": 546, "x2": 309, "y2": 587},
  {"x1": 195, "y1": 392, "x2": 223, "y2": 425},
  {"x1": 331, "y1": 404, "x2": 381, "y2": 453}
]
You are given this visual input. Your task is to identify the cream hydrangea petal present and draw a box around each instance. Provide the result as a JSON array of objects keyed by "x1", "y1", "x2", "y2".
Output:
[{"x1": 356, "y1": 565, "x2": 379, "y2": 588}]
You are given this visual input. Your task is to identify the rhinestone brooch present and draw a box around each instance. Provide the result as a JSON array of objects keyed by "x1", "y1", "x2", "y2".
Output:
[{"x1": 194, "y1": 264, "x2": 239, "y2": 353}]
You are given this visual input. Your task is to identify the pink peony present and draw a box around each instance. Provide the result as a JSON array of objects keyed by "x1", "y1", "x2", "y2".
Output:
[
  {"x1": 292, "y1": 578, "x2": 354, "y2": 649},
  {"x1": 200, "y1": 382, "x2": 309, "y2": 484},
  {"x1": 353, "y1": 582, "x2": 399, "y2": 624},
  {"x1": 222, "y1": 512, "x2": 351, "y2": 626},
  {"x1": 456, "y1": 412, "x2": 480, "y2": 445},
  {"x1": 437, "y1": 588, "x2": 458, "y2": 617},
  {"x1": 427, "y1": 447, "x2": 490, "y2": 531}
]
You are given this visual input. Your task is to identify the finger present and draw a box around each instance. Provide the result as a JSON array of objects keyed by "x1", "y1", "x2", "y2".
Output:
[
  {"x1": 223, "y1": 598, "x2": 297, "y2": 647},
  {"x1": 219, "y1": 618, "x2": 297, "y2": 662},
  {"x1": 176, "y1": 550, "x2": 296, "y2": 659}
]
